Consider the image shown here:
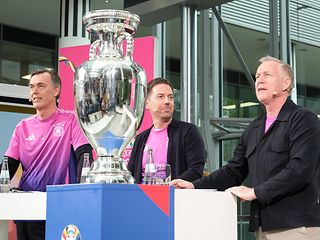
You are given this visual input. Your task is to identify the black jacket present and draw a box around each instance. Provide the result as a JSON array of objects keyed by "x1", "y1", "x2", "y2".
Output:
[
  {"x1": 128, "y1": 118, "x2": 206, "y2": 183},
  {"x1": 193, "y1": 99, "x2": 320, "y2": 231}
]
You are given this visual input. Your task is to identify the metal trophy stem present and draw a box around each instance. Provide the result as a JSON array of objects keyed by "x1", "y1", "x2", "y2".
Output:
[{"x1": 74, "y1": 9, "x2": 147, "y2": 183}]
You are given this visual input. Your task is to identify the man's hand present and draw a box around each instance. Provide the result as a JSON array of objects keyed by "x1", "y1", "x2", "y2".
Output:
[
  {"x1": 170, "y1": 179, "x2": 195, "y2": 189},
  {"x1": 226, "y1": 186, "x2": 256, "y2": 201}
]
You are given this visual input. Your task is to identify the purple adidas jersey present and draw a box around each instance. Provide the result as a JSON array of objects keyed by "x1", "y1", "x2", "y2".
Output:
[{"x1": 5, "y1": 109, "x2": 89, "y2": 191}]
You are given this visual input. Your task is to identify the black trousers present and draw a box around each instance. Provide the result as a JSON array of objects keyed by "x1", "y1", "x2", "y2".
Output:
[{"x1": 15, "y1": 221, "x2": 46, "y2": 240}]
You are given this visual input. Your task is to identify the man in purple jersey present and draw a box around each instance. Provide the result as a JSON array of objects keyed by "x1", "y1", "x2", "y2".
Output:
[{"x1": 4, "y1": 69, "x2": 93, "y2": 240}]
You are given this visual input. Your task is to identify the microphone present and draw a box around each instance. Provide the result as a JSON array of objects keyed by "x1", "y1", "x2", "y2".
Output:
[{"x1": 272, "y1": 91, "x2": 278, "y2": 97}]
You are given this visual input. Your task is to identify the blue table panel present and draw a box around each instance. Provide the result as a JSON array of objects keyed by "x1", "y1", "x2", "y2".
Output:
[{"x1": 46, "y1": 184, "x2": 174, "y2": 240}]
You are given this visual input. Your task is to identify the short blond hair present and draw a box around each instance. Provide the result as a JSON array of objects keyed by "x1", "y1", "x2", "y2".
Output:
[{"x1": 259, "y1": 55, "x2": 294, "y2": 93}]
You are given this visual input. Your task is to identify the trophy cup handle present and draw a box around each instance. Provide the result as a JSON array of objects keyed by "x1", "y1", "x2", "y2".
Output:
[
  {"x1": 89, "y1": 39, "x2": 100, "y2": 60},
  {"x1": 122, "y1": 32, "x2": 134, "y2": 61}
]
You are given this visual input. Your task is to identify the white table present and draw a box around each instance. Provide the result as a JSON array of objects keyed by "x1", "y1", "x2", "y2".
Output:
[
  {"x1": 0, "y1": 189, "x2": 237, "y2": 240},
  {"x1": 0, "y1": 192, "x2": 46, "y2": 240},
  {"x1": 175, "y1": 189, "x2": 237, "y2": 240}
]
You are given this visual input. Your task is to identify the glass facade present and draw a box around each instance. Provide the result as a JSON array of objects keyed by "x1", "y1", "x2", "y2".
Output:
[
  {"x1": 0, "y1": 24, "x2": 57, "y2": 111},
  {"x1": 0, "y1": 25, "x2": 57, "y2": 86},
  {"x1": 295, "y1": 42, "x2": 320, "y2": 116}
]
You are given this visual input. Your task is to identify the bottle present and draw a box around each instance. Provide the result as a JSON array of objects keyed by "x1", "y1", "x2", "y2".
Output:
[
  {"x1": 143, "y1": 148, "x2": 157, "y2": 185},
  {"x1": 80, "y1": 153, "x2": 91, "y2": 183},
  {"x1": 0, "y1": 156, "x2": 11, "y2": 192}
]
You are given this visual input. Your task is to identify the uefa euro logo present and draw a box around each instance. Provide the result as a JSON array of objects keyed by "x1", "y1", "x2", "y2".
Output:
[{"x1": 61, "y1": 224, "x2": 81, "y2": 240}]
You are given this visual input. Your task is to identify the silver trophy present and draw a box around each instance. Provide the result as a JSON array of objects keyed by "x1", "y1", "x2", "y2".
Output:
[{"x1": 74, "y1": 9, "x2": 147, "y2": 183}]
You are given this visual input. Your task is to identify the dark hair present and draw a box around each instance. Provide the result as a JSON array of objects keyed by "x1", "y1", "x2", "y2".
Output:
[
  {"x1": 147, "y1": 77, "x2": 173, "y2": 96},
  {"x1": 30, "y1": 69, "x2": 61, "y2": 100}
]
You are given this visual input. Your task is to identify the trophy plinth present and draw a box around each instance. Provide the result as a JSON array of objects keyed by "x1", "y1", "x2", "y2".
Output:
[{"x1": 74, "y1": 9, "x2": 147, "y2": 184}]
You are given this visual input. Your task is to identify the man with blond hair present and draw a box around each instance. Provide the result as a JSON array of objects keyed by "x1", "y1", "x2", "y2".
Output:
[{"x1": 172, "y1": 56, "x2": 320, "y2": 240}]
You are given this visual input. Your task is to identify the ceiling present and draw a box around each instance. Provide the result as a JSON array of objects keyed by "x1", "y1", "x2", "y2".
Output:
[
  {"x1": 0, "y1": 0, "x2": 124, "y2": 35},
  {"x1": 0, "y1": 0, "x2": 60, "y2": 35}
]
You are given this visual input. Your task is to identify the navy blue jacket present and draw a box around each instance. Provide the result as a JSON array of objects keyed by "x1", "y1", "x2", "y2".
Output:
[
  {"x1": 193, "y1": 99, "x2": 320, "y2": 231},
  {"x1": 128, "y1": 118, "x2": 206, "y2": 183}
]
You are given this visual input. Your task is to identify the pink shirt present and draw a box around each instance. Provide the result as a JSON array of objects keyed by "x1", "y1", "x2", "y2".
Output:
[
  {"x1": 265, "y1": 115, "x2": 277, "y2": 133},
  {"x1": 142, "y1": 127, "x2": 168, "y2": 172},
  {"x1": 5, "y1": 108, "x2": 89, "y2": 191}
]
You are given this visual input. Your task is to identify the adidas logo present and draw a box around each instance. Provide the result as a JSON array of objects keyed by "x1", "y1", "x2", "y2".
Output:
[{"x1": 25, "y1": 133, "x2": 36, "y2": 141}]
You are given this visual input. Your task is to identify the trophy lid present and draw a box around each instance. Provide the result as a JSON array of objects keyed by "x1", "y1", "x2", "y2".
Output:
[{"x1": 83, "y1": 9, "x2": 140, "y2": 34}]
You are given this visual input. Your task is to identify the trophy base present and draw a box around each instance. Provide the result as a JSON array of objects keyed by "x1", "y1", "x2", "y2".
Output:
[{"x1": 83, "y1": 155, "x2": 135, "y2": 184}]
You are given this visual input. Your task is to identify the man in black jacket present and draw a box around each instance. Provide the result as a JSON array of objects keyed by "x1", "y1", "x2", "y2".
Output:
[
  {"x1": 171, "y1": 56, "x2": 320, "y2": 240},
  {"x1": 128, "y1": 77, "x2": 206, "y2": 184}
]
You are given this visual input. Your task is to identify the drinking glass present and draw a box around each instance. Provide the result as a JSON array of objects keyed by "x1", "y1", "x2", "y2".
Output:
[{"x1": 155, "y1": 164, "x2": 171, "y2": 185}]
